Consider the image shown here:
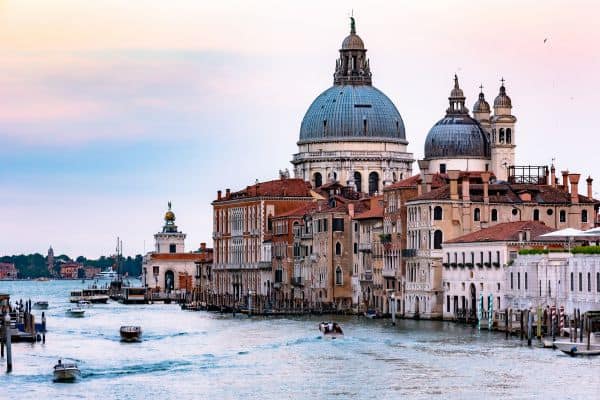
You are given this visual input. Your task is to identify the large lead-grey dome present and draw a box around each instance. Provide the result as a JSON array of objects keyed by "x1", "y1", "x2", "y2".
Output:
[{"x1": 298, "y1": 85, "x2": 406, "y2": 144}]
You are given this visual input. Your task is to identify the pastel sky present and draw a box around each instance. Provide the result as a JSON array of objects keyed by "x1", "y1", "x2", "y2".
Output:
[{"x1": 1, "y1": 0, "x2": 599, "y2": 257}]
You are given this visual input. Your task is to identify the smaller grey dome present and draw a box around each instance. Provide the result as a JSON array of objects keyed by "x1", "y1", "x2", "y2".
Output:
[
  {"x1": 494, "y1": 85, "x2": 512, "y2": 108},
  {"x1": 473, "y1": 92, "x2": 490, "y2": 113},
  {"x1": 424, "y1": 115, "x2": 490, "y2": 159},
  {"x1": 341, "y1": 34, "x2": 364, "y2": 50}
]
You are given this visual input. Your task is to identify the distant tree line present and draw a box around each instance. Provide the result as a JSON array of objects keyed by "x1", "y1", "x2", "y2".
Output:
[{"x1": 0, "y1": 253, "x2": 143, "y2": 279}]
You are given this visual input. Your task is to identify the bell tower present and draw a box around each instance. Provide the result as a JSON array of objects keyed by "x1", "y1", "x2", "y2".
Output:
[{"x1": 490, "y1": 78, "x2": 517, "y2": 181}]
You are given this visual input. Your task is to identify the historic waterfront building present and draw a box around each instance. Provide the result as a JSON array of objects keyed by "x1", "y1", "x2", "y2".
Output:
[
  {"x1": 291, "y1": 18, "x2": 414, "y2": 194},
  {"x1": 211, "y1": 177, "x2": 314, "y2": 305},
  {"x1": 441, "y1": 221, "x2": 554, "y2": 321},
  {"x1": 403, "y1": 169, "x2": 598, "y2": 319},
  {"x1": 142, "y1": 204, "x2": 201, "y2": 293},
  {"x1": 421, "y1": 76, "x2": 516, "y2": 182}
]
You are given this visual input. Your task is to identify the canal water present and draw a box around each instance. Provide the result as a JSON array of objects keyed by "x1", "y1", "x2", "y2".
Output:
[{"x1": 0, "y1": 280, "x2": 598, "y2": 399}]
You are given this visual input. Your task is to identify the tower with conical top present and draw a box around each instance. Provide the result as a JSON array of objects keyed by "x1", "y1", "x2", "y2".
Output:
[{"x1": 490, "y1": 79, "x2": 517, "y2": 181}]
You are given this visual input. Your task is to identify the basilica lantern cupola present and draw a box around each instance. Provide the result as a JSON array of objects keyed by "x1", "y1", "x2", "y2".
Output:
[
  {"x1": 333, "y1": 17, "x2": 372, "y2": 86},
  {"x1": 155, "y1": 201, "x2": 186, "y2": 253}
]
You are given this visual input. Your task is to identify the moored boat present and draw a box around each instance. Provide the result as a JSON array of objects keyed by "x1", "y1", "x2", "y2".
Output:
[
  {"x1": 69, "y1": 291, "x2": 83, "y2": 303},
  {"x1": 555, "y1": 341, "x2": 600, "y2": 356},
  {"x1": 66, "y1": 307, "x2": 85, "y2": 317},
  {"x1": 33, "y1": 301, "x2": 49, "y2": 310},
  {"x1": 53, "y1": 360, "x2": 80, "y2": 382},
  {"x1": 319, "y1": 322, "x2": 344, "y2": 339},
  {"x1": 120, "y1": 325, "x2": 142, "y2": 342}
]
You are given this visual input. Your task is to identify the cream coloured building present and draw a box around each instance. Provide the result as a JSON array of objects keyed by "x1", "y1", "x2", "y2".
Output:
[{"x1": 291, "y1": 18, "x2": 413, "y2": 194}]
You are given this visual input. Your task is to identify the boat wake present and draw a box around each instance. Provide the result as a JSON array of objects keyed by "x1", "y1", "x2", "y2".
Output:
[{"x1": 82, "y1": 360, "x2": 193, "y2": 379}]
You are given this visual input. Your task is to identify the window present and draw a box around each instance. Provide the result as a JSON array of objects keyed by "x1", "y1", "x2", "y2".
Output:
[
  {"x1": 511, "y1": 272, "x2": 513, "y2": 289},
  {"x1": 588, "y1": 272, "x2": 591, "y2": 292},
  {"x1": 525, "y1": 272, "x2": 528, "y2": 290},
  {"x1": 506, "y1": 128, "x2": 512, "y2": 144},
  {"x1": 323, "y1": 219, "x2": 328, "y2": 232},
  {"x1": 314, "y1": 172, "x2": 322, "y2": 188},
  {"x1": 335, "y1": 242, "x2": 342, "y2": 256},
  {"x1": 496, "y1": 251, "x2": 500, "y2": 264},
  {"x1": 547, "y1": 209, "x2": 553, "y2": 216},
  {"x1": 368, "y1": 172, "x2": 379, "y2": 195},
  {"x1": 579, "y1": 272, "x2": 583, "y2": 291},
  {"x1": 434, "y1": 206, "x2": 443, "y2": 220},
  {"x1": 354, "y1": 222, "x2": 358, "y2": 232},
  {"x1": 533, "y1": 209, "x2": 540, "y2": 221},
  {"x1": 491, "y1": 209, "x2": 498, "y2": 222},
  {"x1": 353, "y1": 243, "x2": 358, "y2": 254},
  {"x1": 446, "y1": 296, "x2": 450, "y2": 313},
  {"x1": 354, "y1": 172, "x2": 362, "y2": 193},
  {"x1": 433, "y1": 230, "x2": 443, "y2": 250},
  {"x1": 597, "y1": 272, "x2": 600, "y2": 292},
  {"x1": 559, "y1": 210, "x2": 566, "y2": 223},
  {"x1": 499, "y1": 128, "x2": 505, "y2": 143},
  {"x1": 439, "y1": 164, "x2": 446, "y2": 174},
  {"x1": 474, "y1": 208, "x2": 480, "y2": 222},
  {"x1": 169, "y1": 244, "x2": 176, "y2": 253},
  {"x1": 275, "y1": 266, "x2": 283, "y2": 283},
  {"x1": 518, "y1": 272, "x2": 521, "y2": 290},
  {"x1": 332, "y1": 218, "x2": 344, "y2": 232},
  {"x1": 582, "y1": 210, "x2": 588, "y2": 223},
  {"x1": 335, "y1": 266, "x2": 343, "y2": 285},
  {"x1": 153, "y1": 266, "x2": 159, "y2": 276},
  {"x1": 570, "y1": 272, "x2": 574, "y2": 291}
]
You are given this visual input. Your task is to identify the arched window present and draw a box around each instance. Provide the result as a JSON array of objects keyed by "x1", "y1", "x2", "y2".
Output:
[
  {"x1": 491, "y1": 209, "x2": 498, "y2": 222},
  {"x1": 560, "y1": 210, "x2": 566, "y2": 223},
  {"x1": 314, "y1": 172, "x2": 322, "y2": 188},
  {"x1": 582, "y1": 210, "x2": 588, "y2": 223},
  {"x1": 474, "y1": 208, "x2": 481, "y2": 222},
  {"x1": 433, "y1": 230, "x2": 443, "y2": 250},
  {"x1": 368, "y1": 172, "x2": 379, "y2": 195},
  {"x1": 433, "y1": 206, "x2": 443, "y2": 220},
  {"x1": 506, "y1": 128, "x2": 512, "y2": 144},
  {"x1": 499, "y1": 128, "x2": 505, "y2": 143},
  {"x1": 354, "y1": 171, "x2": 362, "y2": 193},
  {"x1": 335, "y1": 242, "x2": 342, "y2": 256},
  {"x1": 533, "y1": 209, "x2": 540, "y2": 221},
  {"x1": 335, "y1": 266, "x2": 343, "y2": 285}
]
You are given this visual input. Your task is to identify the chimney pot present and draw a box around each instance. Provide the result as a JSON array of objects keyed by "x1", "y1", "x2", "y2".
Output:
[
  {"x1": 587, "y1": 176, "x2": 593, "y2": 199},
  {"x1": 569, "y1": 173, "x2": 581, "y2": 204},
  {"x1": 226, "y1": 188, "x2": 231, "y2": 199},
  {"x1": 480, "y1": 172, "x2": 491, "y2": 204},
  {"x1": 561, "y1": 171, "x2": 569, "y2": 192},
  {"x1": 217, "y1": 190, "x2": 222, "y2": 200},
  {"x1": 448, "y1": 170, "x2": 460, "y2": 200}
]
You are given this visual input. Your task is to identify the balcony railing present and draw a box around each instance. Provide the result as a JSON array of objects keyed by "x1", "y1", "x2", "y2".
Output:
[
  {"x1": 360, "y1": 272, "x2": 373, "y2": 282},
  {"x1": 358, "y1": 243, "x2": 372, "y2": 252},
  {"x1": 402, "y1": 249, "x2": 417, "y2": 258}
]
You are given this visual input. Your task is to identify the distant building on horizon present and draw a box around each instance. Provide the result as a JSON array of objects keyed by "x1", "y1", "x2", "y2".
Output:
[{"x1": 0, "y1": 262, "x2": 17, "y2": 280}]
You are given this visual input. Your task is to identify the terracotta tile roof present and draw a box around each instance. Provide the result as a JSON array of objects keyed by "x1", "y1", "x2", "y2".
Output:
[
  {"x1": 216, "y1": 178, "x2": 312, "y2": 202},
  {"x1": 384, "y1": 174, "x2": 447, "y2": 190},
  {"x1": 445, "y1": 221, "x2": 555, "y2": 244},
  {"x1": 410, "y1": 182, "x2": 599, "y2": 204},
  {"x1": 274, "y1": 202, "x2": 318, "y2": 218},
  {"x1": 353, "y1": 195, "x2": 384, "y2": 220}
]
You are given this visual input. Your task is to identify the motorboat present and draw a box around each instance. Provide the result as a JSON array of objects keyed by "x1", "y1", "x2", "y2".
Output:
[
  {"x1": 120, "y1": 325, "x2": 142, "y2": 342},
  {"x1": 77, "y1": 300, "x2": 92, "y2": 308},
  {"x1": 53, "y1": 361, "x2": 80, "y2": 382},
  {"x1": 33, "y1": 301, "x2": 49, "y2": 310},
  {"x1": 69, "y1": 291, "x2": 83, "y2": 303},
  {"x1": 364, "y1": 309, "x2": 381, "y2": 319},
  {"x1": 95, "y1": 270, "x2": 117, "y2": 280},
  {"x1": 319, "y1": 322, "x2": 344, "y2": 339},
  {"x1": 70, "y1": 288, "x2": 109, "y2": 304},
  {"x1": 66, "y1": 307, "x2": 85, "y2": 317}
]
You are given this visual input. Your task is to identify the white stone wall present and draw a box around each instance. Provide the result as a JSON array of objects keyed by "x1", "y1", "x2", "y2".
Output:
[
  {"x1": 424, "y1": 158, "x2": 490, "y2": 175},
  {"x1": 142, "y1": 257, "x2": 196, "y2": 291},
  {"x1": 154, "y1": 232, "x2": 185, "y2": 253},
  {"x1": 506, "y1": 253, "x2": 600, "y2": 314}
]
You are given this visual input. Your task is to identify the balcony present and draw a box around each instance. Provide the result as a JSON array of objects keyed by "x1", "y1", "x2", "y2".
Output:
[
  {"x1": 382, "y1": 268, "x2": 396, "y2": 278},
  {"x1": 402, "y1": 249, "x2": 417, "y2": 258},
  {"x1": 358, "y1": 243, "x2": 372, "y2": 252},
  {"x1": 291, "y1": 277, "x2": 303, "y2": 287},
  {"x1": 257, "y1": 261, "x2": 272, "y2": 270},
  {"x1": 360, "y1": 272, "x2": 373, "y2": 282}
]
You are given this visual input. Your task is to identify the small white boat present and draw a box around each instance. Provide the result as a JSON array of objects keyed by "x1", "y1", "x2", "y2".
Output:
[
  {"x1": 319, "y1": 322, "x2": 344, "y2": 339},
  {"x1": 77, "y1": 300, "x2": 92, "y2": 308},
  {"x1": 53, "y1": 361, "x2": 80, "y2": 382},
  {"x1": 33, "y1": 301, "x2": 49, "y2": 310},
  {"x1": 120, "y1": 325, "x2": 142, "y2": 342},
  {"x1": 66, "y1": 307, "x2": 85, "y2": 317}
]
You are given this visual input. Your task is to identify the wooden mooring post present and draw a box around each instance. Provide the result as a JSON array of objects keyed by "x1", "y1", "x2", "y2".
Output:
[
  {"x1": 4, "y1": 313, "x2": 12, "y2": 373},
  {"x1": 520, "y1": 310, "x2": 524, "y2": 340}
]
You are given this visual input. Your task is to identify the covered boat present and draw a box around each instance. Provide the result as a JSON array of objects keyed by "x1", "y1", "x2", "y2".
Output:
[
  {"x1": 33, "y1": 301, "x2": 49, "y2": 310},
  {"x1": 120, "y1": 325, "x2": 142, "y2": 342}
]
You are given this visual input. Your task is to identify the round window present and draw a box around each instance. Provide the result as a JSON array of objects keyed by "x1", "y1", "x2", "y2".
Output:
[{"x1": 547, "y1": 209, "x2": 553, "y2": 216}]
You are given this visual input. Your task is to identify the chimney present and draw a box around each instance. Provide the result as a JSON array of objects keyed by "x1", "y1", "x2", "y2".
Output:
[
  {"x1": 587, "y1": 176, "x2": 593, "y2": 199},
  {"x1": 448, "y1": 170, "x2": 460, "y2": 200},
  {"x1": 425, "y1": 174, "x2": 433, "y2": 193},
  {"x1": 569, "y1": 174, "x2": 581, "y2": 204},
  {"x1": 462, "y1": 177, "x2": 470, "y2": 202},
  {"x1": 348, "y1": 203, "x2": 355, "y2": 218},
  {"x1": 550, "y1": 165, "x2": 556, "y2": 187},
  {"x1": 217, "y1": 190, "x2": 222, "y2": 201},
  {"x1": 200, "y1": 242, "x2": 206, "y2": 251},
  {"x1": 545, "y1": 167, "x2": 550, "y2": 185},
  {"x1": 481, "y1": 172, "x2": 491, "y2": 204},
  {"x1": 225, "y1": 188, "x2": 231, "y2": 199},
  {"x1": 417, "y1": 179, "x2": 423, "y2": 196},
  {"x1": 524, "y1": 229, "x2": 531, "y2": 242},
  {"x1": 561, "y1": 171, "x2": 569, "y2": 192}
]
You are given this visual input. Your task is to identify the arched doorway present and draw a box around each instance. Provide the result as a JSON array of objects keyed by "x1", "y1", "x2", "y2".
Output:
[
  {"x1": 368, "y1": 172, "x2": 379, "y2": 195},
  {"x1": 469, "y1": 283, "x2": 476, "y2": 320},
  {"x1": 415, "y1": 296, "x2": 420, "y2": 317},
  {"x1": 165, "y1": 270, "x2": 175, "y2": 293},
  {"x1": 314, "y1": 172, "x2": 322, "y2": 188}
]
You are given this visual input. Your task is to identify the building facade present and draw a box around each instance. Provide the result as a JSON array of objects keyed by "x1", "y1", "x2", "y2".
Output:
[
  {"x1": 291, "y1": 18, "x2": 414, "y2": 194},
  {"x1": 0, "y1": 262, "x2": 17, "y2": 279}
]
